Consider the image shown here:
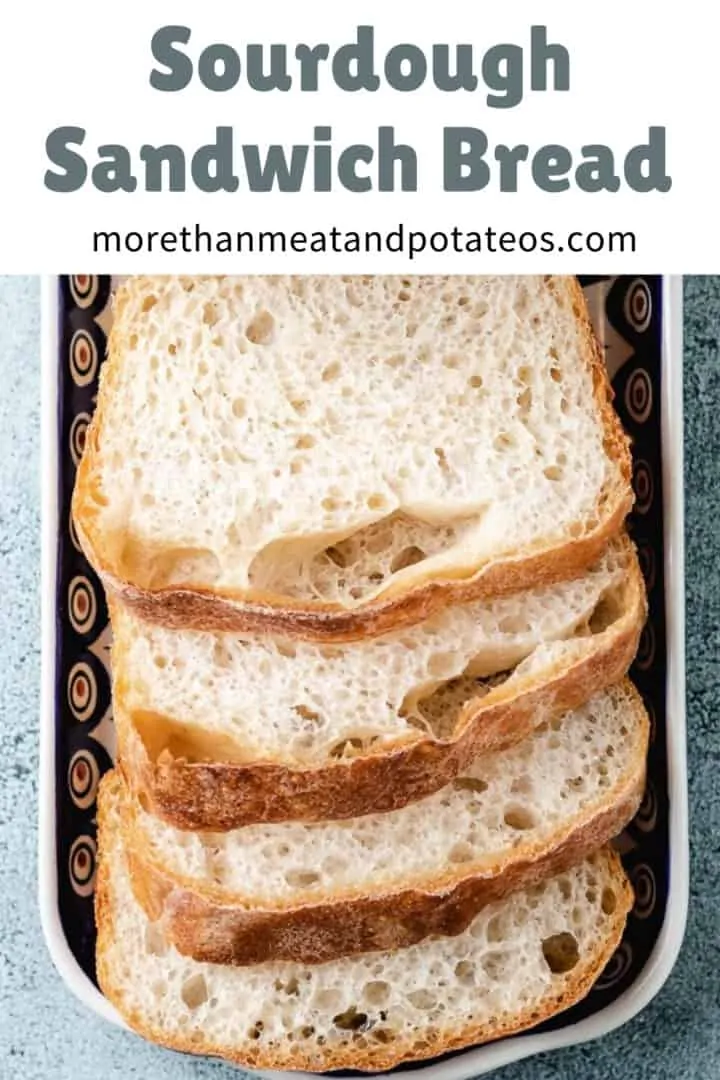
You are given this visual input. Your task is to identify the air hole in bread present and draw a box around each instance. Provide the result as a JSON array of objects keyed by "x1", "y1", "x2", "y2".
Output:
[
  {"x1": 453, "y1": 776, "x2": 488, "y2": 795},
  {"x1": 202, "y1": 302, "x2": 218, "y2": 327},
  {"x1": 231, "y1": 397, "x2": 246, "y2": 419},
  {"x1": 141, "y1": 295, "x2": 157, "y2": 313},
  {"x1": 211, "y1": 641, "x2": 234, "y2": 669},
  {"x1": 325, "y1": 546, "x2": 348, "y2": 569},
  {"x1": 181, "y1": 974, "x2": 209, "y2": 1009},
  {"x1": 408, "y1": 989, "x2": 437, "y2": 1011},
  {"x1": 434, "y1": 447, "x2": 450, "y2": 474},
  {"x1": 494, "y1": 431, "x2": 516, "y2": 452},
  {"x1": 292, "y1": 704, "x2": 320, "y2": 724},
  {"x1": 371, "y1": 1029, "x2": 393, "y2": 1044},
  {"x1": 517, "y1": 387, "x2": 533, "y2": 415},
  {"x1": 284, "y1": 868, "x2": 321, "y2": 889},
  {"x1": 468, "y1": 374, "x2": 484, "y2": 389},
  {"x1": 454, "y1": 960, "x2": 476, "y2": 985},
  {"x1": 503, "y1": 805, "x2": 537, "y2": 830},
  {"x1": 588, "y1": 593, "x2": 621, "y2": 634},
  {"x1": 544, "y1": 465, "x2": 564, "y2": 481},
  {"x1": 415, "y1": 670, "x2": 507, "y2": 738},
  {"x1": 398, "y1": 290, "x2": 411, "y2": 302},
  {"x1": 367, "y1": 493, "x2": 388, "y2": 511},
  {"x1": 448, "y1": 841, "x2": 474, "y2": 863},
  {"x1": 296, "y1": 434, "x2": 315, "y2": 450},
  {"x1": 390, "y1": 546, "x2": 426, "y2": 574},
  {"x1": 602, "y1": 886, "x2": 618, "y2": 914},
  {"x1": 322, "y1": 361, "x2": 341, "y2": 381},
  {"x1": 333, "y1": 1006, "x2": 368, "y2": 1031},
  {"x1": 363, "y1": 981, "x2": 390, "y2": 1006},
  {"x1": 482, "y1": 951, "x2": 508, "y2": 979},
  {"x1": 246, "y1": 310, "x2": 275, "y2": 345},
  {"x1": 144, "y1": 924, "x2": 168, "y2": 957},
  {"x1": 542, "y1": 932, "x2": 580, "y2": 974},
  {"x1": 329, "y1": 737, "x2": 366, "y2": 758}
]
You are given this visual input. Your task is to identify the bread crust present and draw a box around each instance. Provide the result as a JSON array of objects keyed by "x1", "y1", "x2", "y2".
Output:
[
  {"x1": 115, "y1": 552, "x2": 646, "y2": 830},
  {"x1": 123, "y1": 691, "x2": 646, "y2": 965},
  {"x1": 94, "y1": 806, "x2": 633, "y2": 1074},
  {"x1": 73, "y1": 276, "x2": 634, "y2": 643}
]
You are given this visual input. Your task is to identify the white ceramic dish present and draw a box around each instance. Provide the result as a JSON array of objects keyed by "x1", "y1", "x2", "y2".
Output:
[{"x1": 39, "y1": 274, "x2": 688, "y2": 1078}]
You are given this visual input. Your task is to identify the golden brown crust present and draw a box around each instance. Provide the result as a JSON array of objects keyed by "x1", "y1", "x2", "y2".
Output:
[
  {"x1": 73, "y1": 276, "x2": 634, "y2": 644},
  {"x1": 123, "y1": 712, "x2": 646, "y2": 965},
  {"x1": 114, "y1": 555, "x2": 646, "y2": 831},
  {"x1": 94, "y1": 793, "x2": 634, "y2": 1075}
]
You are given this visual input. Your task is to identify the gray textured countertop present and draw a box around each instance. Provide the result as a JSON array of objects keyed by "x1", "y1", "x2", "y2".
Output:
[{"x1": 0, "y1": 276, "x2": 717, "y2": 1079}]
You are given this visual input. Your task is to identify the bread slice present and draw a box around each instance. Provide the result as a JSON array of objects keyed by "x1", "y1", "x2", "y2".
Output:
[
  {"x1": 97, "y1": 774, "x2": 632, "y2": 1074},
  {"x1": 113, "y1": 536, "x2": 645, "y2": 829},
  {"x1": 124, "y1": 681, "x2": 647, "y2": 966},
  {"x1": 74, "y1": 274, "x2": 632, "y2": 641}
]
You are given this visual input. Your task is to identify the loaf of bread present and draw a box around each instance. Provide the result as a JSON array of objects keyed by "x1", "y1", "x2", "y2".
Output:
[
  {"x1": 74, "y1": 275, "x2": 632, "y2": 640},
  {"x1": 97, "y1": 772, "x2": 633, "y2": 1073}
]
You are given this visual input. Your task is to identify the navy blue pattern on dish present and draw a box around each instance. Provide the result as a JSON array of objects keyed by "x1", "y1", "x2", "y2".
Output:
[{"x1": 51, "y1": 275, "x2": 670, "y2": 1063}]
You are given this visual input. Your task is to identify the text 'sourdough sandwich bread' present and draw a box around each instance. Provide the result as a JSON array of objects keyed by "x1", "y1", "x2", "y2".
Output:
[
  {"x1": 73, "y1": 274, "x2": 633, "y2": 641},
  {"x1": 112, "y1": 535, "x2": 645, "y2": 829},
  {"x1": 123, "y1": 681, "x2": 648, "y2": 965},
  {"x1": 97, "y1": 773, "x2": 633, "y2": 1074}
]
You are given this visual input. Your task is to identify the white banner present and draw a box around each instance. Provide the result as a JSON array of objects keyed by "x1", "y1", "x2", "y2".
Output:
[{"x1": 1, "y1": 1, "x2": 717, "y2": 270}]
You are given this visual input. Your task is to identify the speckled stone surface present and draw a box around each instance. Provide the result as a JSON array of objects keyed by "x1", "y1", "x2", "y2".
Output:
[{"x1": 0, "y1": 276, "x2": 717, "y2": 1079}]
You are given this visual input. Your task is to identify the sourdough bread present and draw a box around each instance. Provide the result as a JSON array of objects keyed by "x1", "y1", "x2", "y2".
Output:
[
  {"x1": 124, "y1": 681, "x2": 647, "y2": 965},
  {"x1": 74, "y1": 275, "x2": 632, "y2": 640},
  {"x1": 113, "y1": 537, "x2": 645, "y2": 829},
  {"x1": 97, "y1": 773, "x2": 633, "y2": 1073}
]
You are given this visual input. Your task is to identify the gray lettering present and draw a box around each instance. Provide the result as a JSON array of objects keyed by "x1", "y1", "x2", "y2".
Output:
[
  {"x1": 624, "y1": 128, "x2": 672, "y2": 192},
  {"x1": 140, "y1": 144, "x2": 185, "y2": 191},
  {"x1": 44, "y1": 127, "x2": 87, "y2": 192},
  {"x1": 443, "y1": 127, "x2": 490, "y2": 191},
  {"x1": 243, "y1": 145, "x2": 308, "y2": 191},
  {"x1": 337, "y1": 144, "x2": 373, "y2": 192},
  {"x1": 432, "y1": 45, "x2": 478, "y2": 91},
  {"x1": 384, "y1": 44, "x2": 427, "y2": 91},
  {"x1": 198, "y1": 43, "x2": 242, "y2": 91},
  {"x1": 531, "y1": 145, "x2": 572, "y2": 191},
  {"x1": 192, "y1": 127, "x2": 240, "y2": 192},
  {"x1": 314, "y1": 127, "x2": 333, "y2": 191},
  {"x1": 482, "y1": 44, "x2": 523, "y2": 108},
  {"x1": 150, "y1": 26, "x2": 193, "y2": 91},
  {"x1": 246, "y1": 44, "x2": 291, "y2": 91},
  {"x1": 495, "y1": 144, "x2": 529, "y2": 191},
  {"x1": 530, "y1": 26, "x2": 570, "y2": 92},
  {"x1": 576, "y1": 146, "x2": 621, "y2": 192},
  {"x1": 332, "y1": 25, "x2": 380, "y2": 91},
  {"x1": 378, "y1": 126, "x2": 417, "y2": 191},
  {"x1": 92, "y1": 146, "x2": 137, "y2": 192},
  {"x1": 295, "y1": 44, "x2": 330, "y2": 90}
]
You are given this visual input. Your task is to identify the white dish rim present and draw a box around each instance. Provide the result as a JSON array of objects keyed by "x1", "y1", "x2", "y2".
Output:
[{"x1": 38, "y1": 274, "x2": 689, "y2": 1078}]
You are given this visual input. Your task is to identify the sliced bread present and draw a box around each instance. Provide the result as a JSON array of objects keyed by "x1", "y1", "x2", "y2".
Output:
[
  {"x1": 124, "y1": 681, "x2": 647, "y2": 965},
  {"x1": 113, "y1": 536, "x2": 645, "y2": 829},
  {"x1": 97, "y1": 773, "x2": 633, "y2": 1073},
  {"x1": 74, "y1": 274, "x2": 632, "y2": 641}
]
